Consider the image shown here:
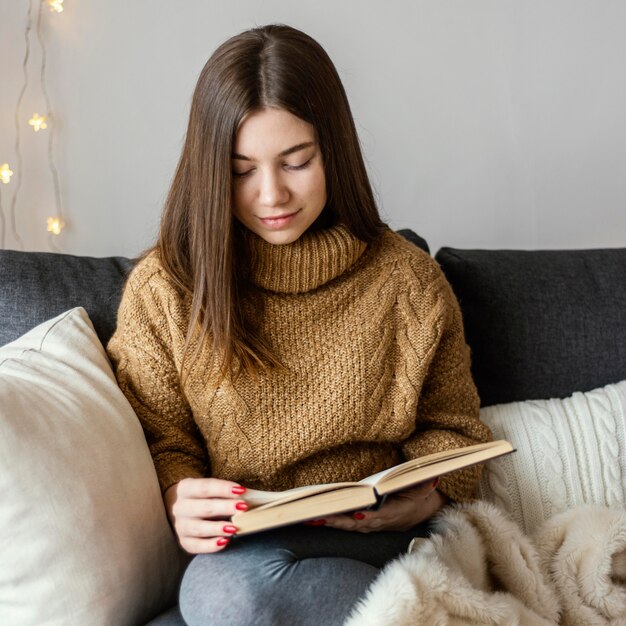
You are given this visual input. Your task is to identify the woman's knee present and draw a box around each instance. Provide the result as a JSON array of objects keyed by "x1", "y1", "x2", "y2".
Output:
[{"x1": 179, "y1": 550, "x2": 282, "y2": 626}]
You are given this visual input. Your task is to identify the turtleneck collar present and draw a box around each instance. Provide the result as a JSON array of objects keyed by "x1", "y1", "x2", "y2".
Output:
[{"x1": 242, "y1": 224, "x2": 368, "y2": 294}]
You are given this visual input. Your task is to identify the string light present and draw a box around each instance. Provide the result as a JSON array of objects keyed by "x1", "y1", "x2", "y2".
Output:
[
  {"x1": 0, "y1": 164, "x2": 14, "y2": 185},
  {"x1": 47, "y1": 216, "x2": 63, "y2": 235},
  {"x1": 37, "y1": 0, "x2": 66, "y2": 252},
  {"x1": 47, "y1": 0, "x2": 64, "y2": 13},
  {"x1": 28, "y1": 113, "x2": 48, "y2": 132},
  {"x1": 2, "y1": 0, "x2": 67, "y2": 250}
]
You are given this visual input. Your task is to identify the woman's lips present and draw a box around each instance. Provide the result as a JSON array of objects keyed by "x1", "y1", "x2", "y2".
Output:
[{"x1": 258, "y1": 209, "x2": 301, "y2": 229}]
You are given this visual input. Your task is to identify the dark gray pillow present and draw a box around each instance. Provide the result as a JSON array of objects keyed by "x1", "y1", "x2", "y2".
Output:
[
  {"x1": 397, "y1": 229, "x2": 430, "y2": 255},
  {"x1": 0, "y1": 249, "x2": 134, "y2": 348},
  {"x1": 436, "y1": 247, "x2": 626, "y2": 406}
]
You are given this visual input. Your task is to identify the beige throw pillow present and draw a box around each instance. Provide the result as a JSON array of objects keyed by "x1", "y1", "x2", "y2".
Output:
[{"x1": 0, "y1": 308, "x2": 185, "y2": 625}]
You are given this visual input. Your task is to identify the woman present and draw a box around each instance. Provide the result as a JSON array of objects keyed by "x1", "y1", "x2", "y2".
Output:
[{"x1": 107, "y1": 24, "x2": 491, "y2": 626}]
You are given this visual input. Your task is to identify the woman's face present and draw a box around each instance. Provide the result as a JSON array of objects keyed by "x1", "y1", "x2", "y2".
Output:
[{"x1": 231, "y1": 107, "x2": 327, "y2": 245}]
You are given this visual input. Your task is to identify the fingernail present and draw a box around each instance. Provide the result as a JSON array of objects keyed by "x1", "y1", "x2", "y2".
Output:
[
  {"x1": 235, "y1": 502, "x2": 249, "y2": 511},
  {"x1": 432, "y1": 477, "x2": 440, "y2": 488},
  {"x1": 311, "y1": 519, "x2": 326, "y2": 526},
  {"x1": 231, "y1": 486, "x2": 246, "y2": 495},
  {"x1": 353, "y1": 512, "x2": 366, "y2": 520},
  {"x1": 216, "y1": 538, "x2": 230, "y2": 547},
  {"x1": 223, "y1": 525, "x2": 238, "y2": 534}
]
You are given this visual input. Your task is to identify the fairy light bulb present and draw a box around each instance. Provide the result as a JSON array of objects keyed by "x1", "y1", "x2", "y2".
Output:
[
  {"x1": 47, "y1": 217, "x2": 64, "y2": 235},
  {"x1": 29, "y1": 113, "x2": 48, "y2": 132},
  {"x1": 0, "y1": 163, "x2": 14, "y2": 184},
  {"x1": 47, "y1": 0, "x2": 64, "y2": 13}
]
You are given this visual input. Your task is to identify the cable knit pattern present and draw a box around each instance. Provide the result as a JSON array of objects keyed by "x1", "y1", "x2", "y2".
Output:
[
  {"x1": 478, "y1": 379, "x2": 626, "y2": 534},
  {"x1": 107, "y1": 226, "x2": 491, "y2": 500}
]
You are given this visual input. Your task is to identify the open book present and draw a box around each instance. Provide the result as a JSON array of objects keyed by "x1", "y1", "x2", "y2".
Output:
[{"x1": 232, "y1": 439, "x2": 513, "y2": 535}]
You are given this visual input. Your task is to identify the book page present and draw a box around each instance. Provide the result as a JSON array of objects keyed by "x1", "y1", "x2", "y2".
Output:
[
  {"x1": 243, "y1": 481, "x2": 362, "y2": 508},
  {"x1": 374, "y1": 440, "x2": 514, "y2": 496},
  {"x1": 360, "y1": 440, "x2": 512, "y2": 487}
]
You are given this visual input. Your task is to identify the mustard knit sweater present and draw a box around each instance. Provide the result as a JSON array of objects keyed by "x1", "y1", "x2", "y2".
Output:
[{"x1": 107, "y1": 225, "x2": 492, "y2": 501}]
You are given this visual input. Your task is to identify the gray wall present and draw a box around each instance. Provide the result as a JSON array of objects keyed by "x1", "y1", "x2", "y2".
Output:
[{"x1": 1, "y1": 1, "x2": 625, "y2": 257}]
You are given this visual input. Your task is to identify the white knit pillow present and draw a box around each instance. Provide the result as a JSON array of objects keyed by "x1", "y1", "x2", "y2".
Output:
[
  {"x1": 477, "y1": 380, "x2": 626, "y2": 534},
  {"x1": 0, "y1": 308, "x2": 185, "y2": 625}
]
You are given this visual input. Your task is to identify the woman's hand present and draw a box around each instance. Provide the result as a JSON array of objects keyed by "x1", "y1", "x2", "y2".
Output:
[
  {"x1": 164, "y1": 477, "x2": 248, "y2": 554},
  {"x1": 317, "y1": 479, "x2": 447, "y2": 533}
]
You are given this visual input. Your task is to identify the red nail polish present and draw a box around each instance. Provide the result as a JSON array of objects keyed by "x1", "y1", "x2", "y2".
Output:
[
  {"x1": 353, "y1": 512, "x2": 366, "y2": 520},
  {"x1": 231, "y1": 486, "x2": 246, "y2": 495},
  {"x1": 235, "y1": 502, "x2": 249, "y2": 511},
  {"x1": 223, "y1": 525, "x2": 237, "y2": 534},
  {"x1": 311, "y1": 519, "x2": 326, "y2": 526},
  {"x1": 432, "y1": 477, "x2": 440, "y2": 488},
  {"x1": 216, "y1": 537, "x2": 230, "y2": 547}
]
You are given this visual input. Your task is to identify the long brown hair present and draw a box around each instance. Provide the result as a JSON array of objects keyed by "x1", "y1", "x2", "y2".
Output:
[{"x1": 156, "y1": 24, "x2": 386, "y2": 380}]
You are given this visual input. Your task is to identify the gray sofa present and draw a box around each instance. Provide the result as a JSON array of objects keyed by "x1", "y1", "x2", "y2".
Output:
[
  {"x1": 1, "y1": 231, "x2": 625, "y2": 624},
  {"x1": 3, "y1": 232, "x2": 625, "y2": 406}
]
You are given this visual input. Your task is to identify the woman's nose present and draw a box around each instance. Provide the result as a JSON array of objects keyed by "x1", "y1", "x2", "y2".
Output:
[{"x1": 259, "y1": 171, "x2": 289, "y2": 207}]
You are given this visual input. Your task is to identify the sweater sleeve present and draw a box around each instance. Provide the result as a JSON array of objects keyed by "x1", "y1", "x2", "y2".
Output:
[
  {"x1": 401, "y1": 268, "x2": 492, "y2": 502},
  {"x1": 106, "y1": 260, "x2": 209, "y2": 493}
]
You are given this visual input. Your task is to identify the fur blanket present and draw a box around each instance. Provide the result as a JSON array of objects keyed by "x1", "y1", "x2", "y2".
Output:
[{"x1": 344, "y1": 502, "x2": 626, "y2": 626}]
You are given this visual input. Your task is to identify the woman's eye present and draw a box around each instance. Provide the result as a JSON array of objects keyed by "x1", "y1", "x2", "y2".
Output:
[
  {"x1": 232, "y1": 169, "x2": 254, "y2": 178},
  {"x1": 285, "y1": 158, "x2": 312, "y2": 171}
]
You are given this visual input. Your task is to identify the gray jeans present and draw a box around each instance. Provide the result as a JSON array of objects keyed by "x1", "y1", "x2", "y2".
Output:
[{"x1": 149, "y1": 523, "x2": 431, "y2": 626}]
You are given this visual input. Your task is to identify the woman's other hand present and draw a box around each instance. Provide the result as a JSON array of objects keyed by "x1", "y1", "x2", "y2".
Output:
[
  {"x1": 318, "y1": 479, "x2": 446, "y2": 533},
  {"x1": 164, "y1": 477, "x2": 248, "y2": 553}
]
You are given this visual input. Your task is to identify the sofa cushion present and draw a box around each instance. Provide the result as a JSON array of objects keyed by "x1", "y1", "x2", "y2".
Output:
[
  {"x1": 436, "y1": 247, "x2": 626, "y2": 406},
  {"x1": 477, "y1": 379, "x2": 626, "y2": 534},
  {"x1": 0, "y1": 307, "x2": 185, "y2": 625},
  {"x1": 0, "y1": 249, "x2": 134, "y2": 348}
]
